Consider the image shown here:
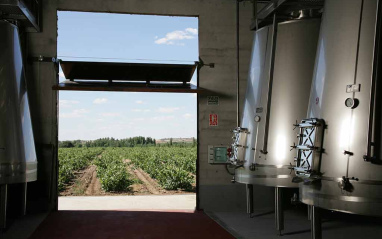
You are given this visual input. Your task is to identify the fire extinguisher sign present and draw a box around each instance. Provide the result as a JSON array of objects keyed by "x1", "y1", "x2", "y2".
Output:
[{"x1": 209, "y1": 114, "x2": 218, "y2": 126}]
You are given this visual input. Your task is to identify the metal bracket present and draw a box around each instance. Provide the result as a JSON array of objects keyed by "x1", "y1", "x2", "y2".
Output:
[
  {"x1": 29, "y1": 55, "x2": 60, "y2": 63},
  {"x1": 0, "y1": 0, "x2": 41, "y2": 32},
  {"x1": 363, "y1": 155, "x2": 382, "y2": 165},
  {"x1": 197, "y1": 58, "x2": 214, "y2": 70}
]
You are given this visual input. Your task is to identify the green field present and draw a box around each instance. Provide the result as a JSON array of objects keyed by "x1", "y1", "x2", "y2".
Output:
[{"x1": 58, "y1": 146, "x2": 197, "y2": 193}]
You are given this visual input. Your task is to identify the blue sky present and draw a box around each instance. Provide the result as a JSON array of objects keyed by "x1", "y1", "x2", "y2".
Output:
[{"x1": 58, "y1": 11, "x2": 198, "y2": 141}]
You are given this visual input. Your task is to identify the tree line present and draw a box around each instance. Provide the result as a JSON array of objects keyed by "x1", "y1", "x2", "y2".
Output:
[{"x1": 59, "y1": 136, "x2": 196, "y2": 148}]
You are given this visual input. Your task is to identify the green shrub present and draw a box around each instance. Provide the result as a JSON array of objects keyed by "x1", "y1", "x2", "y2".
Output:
[
  {"x1": 58, "y1": 146, "x2": 197, "y2": 193},
  {"x1": 95, "y1": 150, "x2": 133, "y2": 192},
  {"x1": 161, "y1": 166, "x2": 194, "y2": 191},
  {"x1": 115, "y1": 146, "x2": 196, "y2": 191}
]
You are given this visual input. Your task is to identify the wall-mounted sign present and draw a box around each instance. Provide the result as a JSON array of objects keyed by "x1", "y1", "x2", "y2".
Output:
[
  {"x1": 207, "y1": 96, "x2": 219, "y2": 105},
  {"x1": 209, "y1": 114, "x2": 218, "y2": 126}
]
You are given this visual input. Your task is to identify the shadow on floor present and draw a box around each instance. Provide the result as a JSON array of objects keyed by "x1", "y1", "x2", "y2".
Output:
[{"x1": 28, "y1": 210, "x2": 235, "y2": 239}]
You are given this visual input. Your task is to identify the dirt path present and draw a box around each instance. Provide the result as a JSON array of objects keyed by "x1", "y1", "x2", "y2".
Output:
[
  {"x1": 125, "y1": 159, "x2": 162, "y2": 195},
  {"x1": 60, "y1": 165, "x2": 97, "y2": 196},
  {"x1": 133, "y1": 168, "x2": 161, "y2": 194},
  {"x1": 60, "y1": 160, "x2": 194, "y2": 196},
  {"x1": 85, "y1": 168, "x2": 103, "y2": 195}
]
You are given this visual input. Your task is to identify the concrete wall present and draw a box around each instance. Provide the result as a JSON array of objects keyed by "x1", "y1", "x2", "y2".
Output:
[
  {"x1": 26, "y1": 0, "x2": 274, "y2": 212},
  {"x1": 25, "y1": 0, "x2": 59, "y2": 212}
]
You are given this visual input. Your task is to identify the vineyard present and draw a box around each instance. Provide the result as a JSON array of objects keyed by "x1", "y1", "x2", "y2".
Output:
[{"x1": 58, "y1": 146, "x2": 197, "y2": 195}]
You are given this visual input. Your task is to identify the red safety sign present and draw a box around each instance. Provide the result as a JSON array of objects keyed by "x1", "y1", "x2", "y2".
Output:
[{"x1": 209, "y1": 114, "x2": 218, "y2": 126}]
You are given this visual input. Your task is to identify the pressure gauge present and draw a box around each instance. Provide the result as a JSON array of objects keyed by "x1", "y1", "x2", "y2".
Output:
[{"x1": 345, "y1": 98, "x2": 359, "y2": 109}]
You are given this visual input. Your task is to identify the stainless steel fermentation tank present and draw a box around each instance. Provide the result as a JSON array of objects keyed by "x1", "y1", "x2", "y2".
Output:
[
  {"x1": 230, "y1": 18, "x2": 320, "y2": 234},
  {"x1": 291, "y1": 0, "x2": 382, "y2": 238},
  {"x1": 0, "y1": 20, "x2": 38, "y2": 228}
]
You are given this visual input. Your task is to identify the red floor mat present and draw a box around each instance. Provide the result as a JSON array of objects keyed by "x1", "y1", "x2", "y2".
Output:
[{"x1": 28, "y1": 210, "x2": 235, "y2": 239}]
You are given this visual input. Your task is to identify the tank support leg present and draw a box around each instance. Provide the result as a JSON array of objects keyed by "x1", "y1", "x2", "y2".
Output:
[
  {"x1": 0, "y1": 184, "x2": 7, "y2": 230},
  {"x1": 275, "y1": 187, "x2": 284, "y2": 236},
  {"x1": 308, "y1": 205, "x2": 312, "y2": 221},
  {"x1": 21, "y1": 183, "x2": 27, "y2": 216},
  {"x1": 311, "y1": 206, "x2": 322, "y2": 239},
  {"x1": 246, "y1": 184, "x2": 254, "y2": 217}
]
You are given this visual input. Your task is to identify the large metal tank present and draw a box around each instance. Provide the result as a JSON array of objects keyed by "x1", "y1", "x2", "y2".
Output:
[
  {"x1": 0, "y1": 20, "x2": 37, "y2": 185},
  {"x1": 232, "y1": 19, "x2": 320, "y2": 188},
  {"x1": 294, "y1": 0, "x2": 382, "y2": 218}
]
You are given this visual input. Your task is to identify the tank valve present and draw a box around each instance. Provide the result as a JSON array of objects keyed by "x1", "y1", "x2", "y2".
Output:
[
  {"x1": 231, "y1": 176, "x2": 236, "y2": 183},
  {"x1": 291, "y1": 193, "x2": 300, "y2": 205},
  {"x1": 343, "y1": 150, "x2": 354, "y2": 156},
  {"x1": 249, "y1": 163, "x2": 256, "y2": 171},
  {"x1": 338, "y1": 176, "x2": 357, "y2": 192}
]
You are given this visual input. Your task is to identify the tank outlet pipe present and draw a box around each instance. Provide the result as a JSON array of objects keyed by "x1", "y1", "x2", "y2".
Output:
[
  {"x1": 236, "y1": 0, "x2": 241, "y2": 128},
  {"x1": 0, "y1": 185, "x2": 7, "y2": 229},
  {"x1": 246, "y1": 184, "x2": 254, "y2": 216},
  {"x1": 261, "y1": 13, "x2": 278, "y2": 154},
  {"x1": 308, "y1": 205, "x2": 313, "y2": 221},
  {"x1": 275, "y1": 187, "x2": 284, "y2": 236},
  {"x1": 365, "y1": 0, "x2": 381, "y2": 162}
]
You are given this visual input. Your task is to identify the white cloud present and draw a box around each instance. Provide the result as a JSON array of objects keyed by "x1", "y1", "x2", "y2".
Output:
[
  {"x1": 100, "y1": 112, "x2": 120, "y2": 117},
  {"x1": 93, "y1": 98, "x2": 108, "y2": 104},
  {"x1": 135, "y1": 100, "x2": 144, "y2": 104},
  {"x1": 132, "y1": 109, "x2": 151, "y2": 112},
  {"x1": 183, "y1": 113, "x2": 192, "y2": 119},
  {"x1": 75, "y1": 109, "x2": 89, "y2": 114},
  {"x1": 59, "y1": 100, "x2": 79, "y2": 108},
  {"x1": 157, "y1": 107, "x2": 180, "y2": 113},
  {"x1": 60, "y1": 109, "x2": 89, "y2": 118},
  {"x1": 155, "y1": 28, "x2": 198, "y2": 45},
  {"x1": 185, "y1": 28, "x2": 198, "y2": 35},
  {"x1": 133, "y1": 117, "x2": 146, "y2": 121},
  {"x1": 152, "y1": 116, "x2": 175, "y2": 121}
]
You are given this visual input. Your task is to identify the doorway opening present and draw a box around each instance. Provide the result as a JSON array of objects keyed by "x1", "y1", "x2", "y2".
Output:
[{"x1": 57, "y1": 11, "x2": 198, "y2": 211}]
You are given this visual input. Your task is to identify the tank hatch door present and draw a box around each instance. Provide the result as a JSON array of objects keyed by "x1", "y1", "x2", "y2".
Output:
[
  {"x1": 292, "y1": 118, "x2": 325, "y2": 182},
  {"x1": 230, "y1": 127, "x2": 249, "y2": 166}
]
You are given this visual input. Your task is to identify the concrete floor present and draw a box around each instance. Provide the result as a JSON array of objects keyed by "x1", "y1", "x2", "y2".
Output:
[
  {"x1": 5, "y1": 195, "x2": 382, "y2": 239},
  {"x1": 1, "y1": 212, "x2": 48, "y2": 239},
  {"x1": 28, "y1": 210, "x2": 235, "y2": 239},
  {"x1": 2, "y1": 195, "x2": 196, "y2": 239},
  {"x1": 208, "y1": 209, "x2": 382, "y2": 239},
  {"x1": 58, "y1": 194, "x2": 196, "y2": 211}
]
